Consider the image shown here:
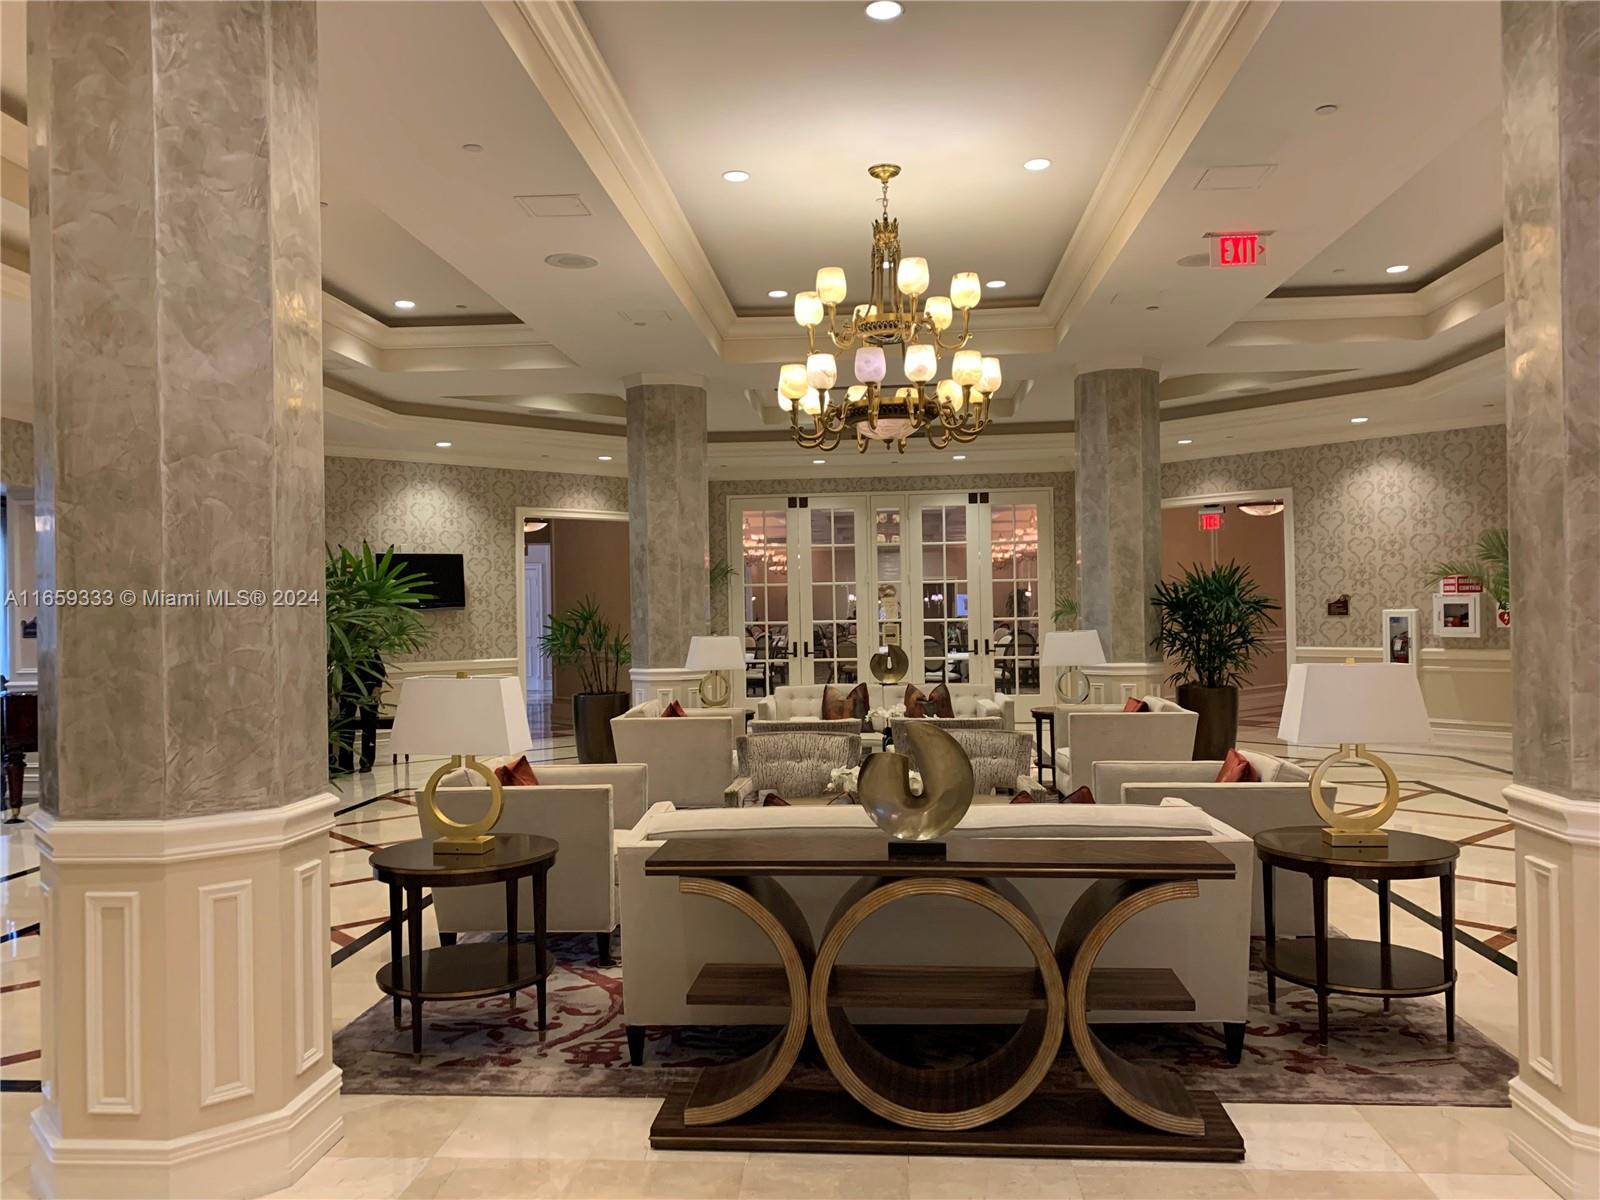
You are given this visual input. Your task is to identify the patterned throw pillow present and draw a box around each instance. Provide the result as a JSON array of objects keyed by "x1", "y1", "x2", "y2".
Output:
[
  {"x1": 1122, "y1": 696, "x2": 1150, "y2": 713},
  {"x1": 1064, "y1": 785, "x2": 1095, "y2": 804},
  {"x1": 494, "y1": 755, "x2": 539, "y2": 786},
  {"x1": 903, "y1": 684, "x2": 930, "y2": 717},
  {"x1": 661, "y1": 699, "x2": 687, "y2": 717},
  {"x1": 1215, "y1": 748, "x2": 1257, "y2": 783},
  {"x1": 822, "y1": 683, "x2": 870, "y2": 720}
]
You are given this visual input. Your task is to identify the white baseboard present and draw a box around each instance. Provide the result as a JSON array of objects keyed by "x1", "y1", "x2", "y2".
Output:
[
  {"x1": 32, "y1": 1066, "x2": 342, "y2": 1200},
  {"x1": 1509, "y1": 1076, "x2": 1600, "y2": 1200}
]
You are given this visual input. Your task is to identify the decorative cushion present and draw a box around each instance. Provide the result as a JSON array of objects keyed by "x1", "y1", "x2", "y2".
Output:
[
  {"x1": 1215, "y1": 748, "x2": 1257, "y2": 784},
  {"x1": 903, "y1": 684, "x2": 930, "y2": 717},
  {"x1": 1122, "y1": 696, "x2": 1150, "y2": 713},
  {"x1": 661, "y1": 699, "x2": 687, "y2": 717},
  {"x1": 1064, "y1": 785, "x2": 1096, "y2": 804},
  {"x1": 1145, "y1": 695, "x2": 1186, "y2": 714},
  {"x1": 822, "y1": 683, "x2": 870, "y2": 720},
  {"x1": 1009, "y1": 792, "x2": 1035, "y2": 804},
  {"x1": 929, "y1": 683, "x2": 955, "y2": 719},
  {"x1": 761, "y1": 793, "x2": 790, "y2": 807},
  {"x1": 1237, "y1": 750, "x2": 1307, "y2": 783},
  {"x1": 494, "y1": 755, "x2": 539, "y2": 787}
]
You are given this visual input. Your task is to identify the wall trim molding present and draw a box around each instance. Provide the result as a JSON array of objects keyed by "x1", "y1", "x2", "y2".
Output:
[
  {"x1": 1509, "y1": 1076, "x2": 1600, "y2": 1200},
  {"x1": 198, "y1": 879, "x2": 256, "y2": 1108},
  {"x1": 84, "y1": 891, "x2": 140, "y2": 1115},
  {"x1": 30, "y1": 792, "x2": 339, "y2": 865},
  {"x1": 1505, "y1": 782, "x2": 1600, "y2": 844}
]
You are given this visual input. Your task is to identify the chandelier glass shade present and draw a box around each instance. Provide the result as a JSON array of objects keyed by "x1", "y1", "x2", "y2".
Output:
[{"x1": 778, "y1": 164, "x2": 999, "y2": 454}]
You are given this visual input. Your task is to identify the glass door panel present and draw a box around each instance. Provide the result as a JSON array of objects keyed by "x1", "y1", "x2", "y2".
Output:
[
  {"x1": 984, "y1": 494, "x2": 1052, "y2": 703},
  {"x1": 911, "y1": 497, "x2": 974, "y2": 684},
  {"x1": 734, "y1": 503, "x2": 793, "y2": 698},
  {"x1": 805, "y1": 500, "x2": 865, "y2": 685}
]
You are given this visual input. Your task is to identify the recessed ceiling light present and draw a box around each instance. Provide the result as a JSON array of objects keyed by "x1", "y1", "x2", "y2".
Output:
[
  {"x1": 865, "y1": 0, "x2": 903, "y2": 20},
  {"x1": 722, "y1": 169, "x2": 750, "y2": 183},
  {"x1": 1350, "y1": 416, "x2": 1369, "y2": 424},
  {"x1": 1145, "y1": 305, "x2": 1161, "y2": 312},
  {"x1": 393, "y1": 299, "x2": 416, "y2": 310},
  {"x1": 1177, "y1": 438, "x2": 1193, "y2": 445},
  {"x1": 461, "y1": 143, "x2": 483, "y2": 153},
  {"x1": 1022, "y1": 158, "x2": 1051, "y2": 172},
  {"x1": 597, "y1": 455, "x2": 614, "y2": 462},
  {"x1": 435, "y1": 441, "x2": 452, "y2": 448},
  {"x1": 1314, "y1": 103, "x2": 1340, "y2": 116},
  {"x1": 1385, "y1": 264, "x2": 1409, "y2": 274},
  {"x1": 812, "y1": 458, "x2": 827, "y2": 465},
  {"x1": 985, "y1": 280, "x2": 1006, "y2": 289},
  {"x1": 545, "y1": 253, "x2": 599, "y2": 269},
  {"x1": 952, "y1": 454, "x2": 967, "y2": 461},
  {"x1": 768, "y1": 289, "x2": 789, "y2": 299}
]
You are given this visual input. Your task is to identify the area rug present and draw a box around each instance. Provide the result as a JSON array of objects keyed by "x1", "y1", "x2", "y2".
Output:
[{"x1": 333, "y1": 931, "x2": 1514, "y2": 1106}]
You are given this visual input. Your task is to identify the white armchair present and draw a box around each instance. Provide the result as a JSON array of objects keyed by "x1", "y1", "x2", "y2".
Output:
[
  {"x1": 1054, "y1": 697, "x2": 1197, "y2": 794},
  {"x1": 422, "y1": 761, "x2": 648, "y2": 962},
  {"x1": 610, "y1": 700, "x2": 741, "y2": 809},
  {"x1": 1092, "y1": 752, "x2": 1328, "y2": 936}
]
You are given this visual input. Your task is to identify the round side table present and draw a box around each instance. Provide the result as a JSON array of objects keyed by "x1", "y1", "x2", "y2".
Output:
[
  {"x1": 370, "y1": 834, "x2": 559, "y2": 1055},
  {"x1": 1255, "y1": 826, "x2": 1458, "y2": 1047}
]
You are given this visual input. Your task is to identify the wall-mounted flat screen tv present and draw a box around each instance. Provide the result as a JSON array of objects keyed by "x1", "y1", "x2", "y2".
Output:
[{"x1": 387, "y1": 552, "x2": 466, "y2": 609}]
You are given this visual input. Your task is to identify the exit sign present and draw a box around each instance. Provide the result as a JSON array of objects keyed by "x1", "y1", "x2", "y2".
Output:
[
  {"x1": 1211, "y1": 232, "x2": 1262, "y2": 268},
  {"x1": 1198, "y1": 505, "x2": 1225, "y2": 532}
]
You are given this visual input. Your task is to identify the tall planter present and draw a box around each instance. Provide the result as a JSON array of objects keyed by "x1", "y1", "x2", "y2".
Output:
[
  {"x1": 573, "y1": 691, "x2": 629, "y2": 764},
  {"x1": 1177, "y1": 683, "x2": 1239, "y2": 761}
]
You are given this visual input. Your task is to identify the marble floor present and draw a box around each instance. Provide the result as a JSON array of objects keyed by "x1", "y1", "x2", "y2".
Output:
[{"x1": 0, "y1": 724, "x2": 1550, "y2": 1199}]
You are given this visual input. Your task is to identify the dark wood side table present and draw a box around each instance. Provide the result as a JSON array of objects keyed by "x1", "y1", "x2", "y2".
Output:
[
  {"x1": 1255, "y1": 826, "x2": 1458, "y2": 1047},
  {"x1": 1030, "y1": 705, "x2": 1056, "y2": 790},
  {"x1": 370, "y1": 834, "x2": 558, "y2": 1055}
]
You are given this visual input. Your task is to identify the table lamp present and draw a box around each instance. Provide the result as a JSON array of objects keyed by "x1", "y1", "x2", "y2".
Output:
[
  {"x1": 1041, "y1": 630, "x2": 1106, "y2": 703},
  {"x1": 1278, "y1": 663, "x2": 1431, "y2": 846},
  {"x1": 686, "y1": 635, "x2": 744, "y2": 707},
  {"x1": 388, "y1": 674, "x2": 534, "y2": 855}
]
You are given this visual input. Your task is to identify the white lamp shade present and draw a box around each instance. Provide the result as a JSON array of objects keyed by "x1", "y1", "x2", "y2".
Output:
[
  {"x1": 794, "y1": 291, "x2": 823, "y2": 327},
  {"x1": 904, "y1": 343, "x2": 936, "y2": 382},
  {"x1": 936, "y1": 379, "x2": 963, "y2": 410},
  {"x1": 778, "y1": 362, "x2": 809, "y2": 400},
  {"x1": 685, "y1": 635, "x2": 745, "y2": 671},
  {"x1": 1278, "y1": 663, "x2": 1432, "y2": 745},
  {"x1": 800, "y1": 387, "x2": 823, "y2": 415},
  {"x1": 952, "y1": 350, "x2": 983, "y2": 387},
  {"x1": 951, "y1": 272, "x2": 982, "y2": 310},
  {"x1": 897, "y1": 256, "x2": 930, "y2": 296},
  {"x1": 1040, "y1": 630, "x2": 1106, "y2": 668},
  {"x1": 807, "y1": 352, "x2": 838, "y2": 390},
  {"x1": 388, "y1": 675, "x2": 532, "y2": 757},
  {"x1": 979, "y1": 356, "x2": 1003, "y2": 394},
  {"x1": 854, "y1": 345, "x2": 887, "y2": 384},
  {"x1": 924, "y1": 295, "x2": 953, "y2": 331},
  {"x1": 816, "y1": 267, "x2": 848, "y2": 305}
]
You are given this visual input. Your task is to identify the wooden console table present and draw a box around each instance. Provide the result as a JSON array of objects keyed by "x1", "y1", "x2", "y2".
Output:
[{"x1": 645, "y1": 836, "x2": 1244, "y2": 1160}]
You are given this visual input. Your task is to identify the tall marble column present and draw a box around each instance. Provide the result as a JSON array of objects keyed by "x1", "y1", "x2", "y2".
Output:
[
  {"x1": 625, "y1": 375, "x2": 711, "y2": 705},
  {"x1": 1501, "y1": 4, "x2": 1599, "y2": 1197},
  {"x1": 1073, "y1": 367, "x2": 1165, "y2": 701},
  {"x1": 27, "y1": 4, "x2": 340, "y2": 1195}
]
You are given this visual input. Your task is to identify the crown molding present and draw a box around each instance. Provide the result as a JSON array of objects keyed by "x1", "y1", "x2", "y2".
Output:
[{"x1": 490, "y1": 0, "x2": 1278, "y2": 363}]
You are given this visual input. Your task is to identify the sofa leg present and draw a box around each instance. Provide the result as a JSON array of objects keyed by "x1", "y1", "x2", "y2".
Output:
[
  {"x1": 438, "y1": 931, "x2": 458, "y2": 947},
  {"x1": 596, "y1": 930, "x2": 615, "y2": 966},
  {"x1": 627, "y1": 1025, "x2": 646, "y2": 1066},
  {"x1": 1223, "y1": 1021, "x2": 1246, "y2": 1064}
]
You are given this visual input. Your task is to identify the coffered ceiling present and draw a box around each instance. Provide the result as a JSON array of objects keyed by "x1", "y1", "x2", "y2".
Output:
[{"x1": 0, "y1": 0, "x2": 1509, "y2": 481}]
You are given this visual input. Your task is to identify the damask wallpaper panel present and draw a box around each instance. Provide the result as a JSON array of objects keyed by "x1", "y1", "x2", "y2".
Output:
[
  {"x1": 1, "y1": 419, "x2": 34, "y2": 490},
  {"x1": 707, "y1": 471, "x2": 1075, "y2": 638},
  {"x1": 323, "y1": 456, "x2": 627, "y2": 663},
  {"x1": 1162, "y1": 425, "x2": 1509, "y2": 650}
]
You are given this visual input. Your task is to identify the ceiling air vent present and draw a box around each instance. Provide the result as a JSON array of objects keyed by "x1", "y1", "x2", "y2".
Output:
[
  {"x1": 618, "y1": 310, "x2": 673, "y2": 327},
  {"x1": 515, "y1": 194, "x2": 591, "y2": 217},
  {"x1": 1193, "y1": 164, "x2": 1276, "y2": 191}
]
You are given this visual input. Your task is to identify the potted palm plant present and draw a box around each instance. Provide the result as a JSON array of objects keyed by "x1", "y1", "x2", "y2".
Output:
[
  {"x1": 325, "y1": 544, "x2": 433, "y2": 774},
  {"x1": 1427, "y1": 527, "x2": 1510, "y2": 619},
  {"x1": 541, "y1": 596, "x2": 632, "y2": 763},
  {"x1": 1150, "y1": 561, "x2": 1279, "y2": 759}
]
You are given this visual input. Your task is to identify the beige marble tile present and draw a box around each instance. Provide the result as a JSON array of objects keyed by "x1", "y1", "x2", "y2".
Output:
[
  {"x1": 0, "y1": 1156, "x2": 36, "y2": 1200},
  {"x1": 740, "y1": 1152, "x2": 910, "y2": 1200},
  {"x1": 434, "y1": 1097, "x2": 658, "y2": 1161},
  {"x1": 1225, "y1": 1104, "x2": 1410, "y2": 1173},
  {"x1": 329, "y1": 1096, "x2": 473, "y2": 1159},
  {"x1": 979, "y1": 1156, "x2": 1085, "y2": 1199},
  {"x1": 905, "y1": 1156, "x2": 990, "y2": 1200},
  {"x1": 270, "y1": 1155, "x2": 429, "y2": 1198},
  {"x1": 399, "y1": 1156, "x2": 576, "y2": 1199},
  {"x1": 1244, "y1": 1171, "x2": 1434, "y2": 1198},
  {"x1": 1357, "y1": 1107, "x2": 1526, "y2": 1176},
  {"x1": 1075, "y1": 1163, "x2": 1253, "y2": 1199},
  {"x1": 1418, "y1": 1173, "x2": 1559, "y2": 1199}
]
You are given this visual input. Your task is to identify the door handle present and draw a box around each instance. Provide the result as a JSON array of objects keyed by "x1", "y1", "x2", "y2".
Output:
[
  {"x1": 984, "y1": 638, "x2": 992, "y2": 655},
  {"x1": 803, "y1": 641, "x2": 811, "y2": 658}
]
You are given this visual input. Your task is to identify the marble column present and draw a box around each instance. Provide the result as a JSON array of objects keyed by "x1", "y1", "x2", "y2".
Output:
[
  {"x1": 1073, "y1": 367, "x2": 1165, "y2": 702},
  {"x1": 27, "y1": 4, "x2": 340, "y2": 1195},
  {"x1": 1501, "y1": 4, "x2": 1600, "y2": 1197},
  {"x1": 625, "y1": 375, "x2": 711, "y2": 705}
]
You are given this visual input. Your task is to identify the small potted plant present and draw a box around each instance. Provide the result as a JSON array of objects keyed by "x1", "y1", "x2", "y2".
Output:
[
  {"x1": 1150, "y1": 561, "x2": 1278, "y2": 759},
  {"x1": 541, "y1": 596, "x2": 632, "y2": 763},
  {"x1": 1427, "y1": 527, "x2": 1510, "y2": 620}
]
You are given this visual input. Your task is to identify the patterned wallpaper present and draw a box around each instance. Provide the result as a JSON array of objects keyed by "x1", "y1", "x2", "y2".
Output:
[
  {"x1": 1162, "y1": 425, "x2": 1509, "y2": 650},
  {"x1": 1, "y1": 419, "x2": 34, "y2": 490},
  {"x1": 707, "y1": 472, "x2": 1075, "y2": 637},
  {"x1": 323, "y1": 456, "x2": 627, "y2": 662}
]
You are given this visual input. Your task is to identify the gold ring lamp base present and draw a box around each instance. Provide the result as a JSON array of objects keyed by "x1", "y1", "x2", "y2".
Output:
[
  {"x1": 1054, "y1": 667, "x2": 1090, "y2": 704},
  {"x1": 698, "y1": 671, "x2": 732, "y2": 708},
  {"x1": 422, "y1": 754, "x2": 505, "y2": 856},
  {"x1": 1309, "y1": 743, "x2": 1400, "y2": 847}
]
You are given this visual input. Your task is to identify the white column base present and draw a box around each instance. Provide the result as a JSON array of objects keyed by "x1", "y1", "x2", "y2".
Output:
[
  {"x1": 1081, "y1": 662, "x2": 1167, "y2": 706},
  {"x1": 1505, "y1": 782, "x2": 1600, "y2": 1200},
  {"x1": 629, "y1": 666, "x2": 706, "y2": 707},
  {"x1": 28, "y1": 793, "x2": 344, "y2": 1200}
]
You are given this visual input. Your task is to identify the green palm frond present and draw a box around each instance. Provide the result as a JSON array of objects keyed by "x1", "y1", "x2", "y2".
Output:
[
  {"x1": 1150, "y1": 561, "x2": 1279, "y2": 689},
  {"x1": 540, "y1": 596, "x2": 631, "y2": 695},
  {"x1": 1426, "y1": 526, "x2": 1510, "y2": 611}
]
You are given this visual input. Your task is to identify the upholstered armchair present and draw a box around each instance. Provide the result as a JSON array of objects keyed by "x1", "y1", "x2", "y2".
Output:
[
  {"x1": 610, "y1": 699, "x2": 741, "y2": 809},
  {"x1": 421, "y1": 761, "x2": 648, "y2": 962},
  {"x1": 893, "y1": 725, "x2": 1047, "y2": 804},
  {"x1": 724, "y1": 730, "x2": 862, "y2": 807},
  {"x1": 1053, "y1": 697, "x2": 1197, "y2": 795},
  {"x1": 887, "y1": 715, "x2": 1004, "y2": 745}
]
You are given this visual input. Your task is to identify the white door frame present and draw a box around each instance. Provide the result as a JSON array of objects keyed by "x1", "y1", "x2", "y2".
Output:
[
  {"x1": 514, "y1": 505, "x2": 629, "y2": 701},
  {"x1": 523, "y1": 547, "x2": 552, "y2": 694},
  {"x1": 1158, "y1": 487, "x2": 1298, "y2": 673}
]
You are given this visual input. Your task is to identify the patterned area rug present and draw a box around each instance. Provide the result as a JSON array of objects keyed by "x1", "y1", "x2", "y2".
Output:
[{"x1": 334, "y1": 931, "x2": 1514, "y2": 1106}]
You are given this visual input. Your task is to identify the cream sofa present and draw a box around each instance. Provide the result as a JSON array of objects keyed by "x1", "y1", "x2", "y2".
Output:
[
  {"x1": 610, "y1": 700, "x2": 742, "y2": 809},
  {"x1": 423, "y1": 761, "x2": 648, "y2": 962},
  {"x1": 616, "y1": 798, "x2": 1252, "y2": 1064},
  {"x1": 1053, "y1": 696, "x2": 1198, "y2": 794},
  {"x1": 757, "y1": 682, "x2": 1002, "y2": 730},
  {"x1": 1093, "y1": 751, "x2": 1329, "y2": 937}
]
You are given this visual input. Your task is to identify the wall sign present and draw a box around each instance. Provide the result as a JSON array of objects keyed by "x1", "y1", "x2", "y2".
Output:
[
  {"x1": 1326, "y1": 594, "x2": 1350, "y2": 617},
  {"x1": 1211, "y1": 232, "x2": 1263, "y2": 268},
  {"x1": 1198, "y1": 505, "x2": 1225, "y2": 532},
  {"x1": 1440, "y1": 575, "x2": 1483, "y2": 595}
]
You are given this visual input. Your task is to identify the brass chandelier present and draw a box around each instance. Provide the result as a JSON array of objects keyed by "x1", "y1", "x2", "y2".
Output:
[{"x1": 777, "y1": 164, "x2": 1000, "y2": 454}]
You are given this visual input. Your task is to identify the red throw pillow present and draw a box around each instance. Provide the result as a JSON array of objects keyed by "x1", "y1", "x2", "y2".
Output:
[
  {"x1": 761, "y1": 793, "x2": 789, "y2": 807},
  {"x1": 903, "y1": 684, "x2": 930, "y2": 717},
  {"x1": 846, "y1": 681, "x2": 870, "y2": 719},
  {"x1": 1215, "y1": 748, "x2": 1257, "y2": 783},
  {"x1": 494, "y1": 755, "x2": 539, "y2": 787},
  {"x1": 821, "y1": 685, "x2": 853, "y2": 720},
  {"x1": 661, "y1": 699, "x2": 687, "y2": 717},
  {"x1": 1009, "y1": 792, "x2": 1035, "y2": 804},
  {"x1": 1122, "y1": 696, "x2": 1150, "y2": 713},
  {"x1": 1063, "y1": 785, "x2": 1096, "y2": 804},
  {"x1": 928, "y1": 683, "x2": 956, "y2": 719}
]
